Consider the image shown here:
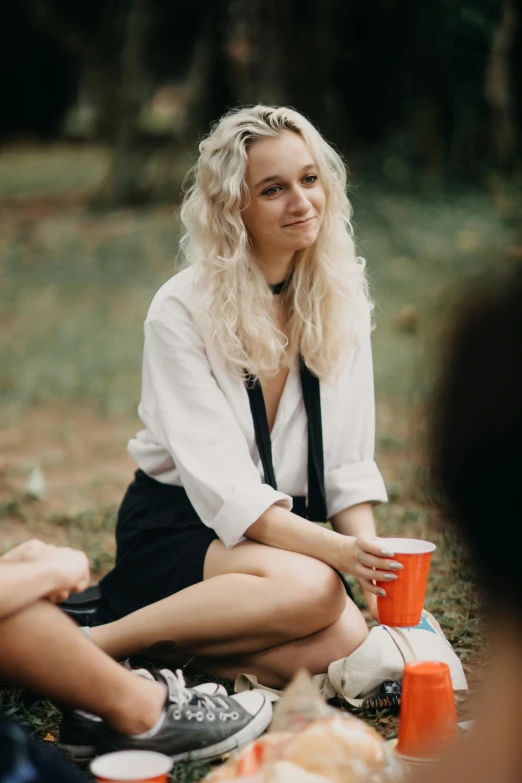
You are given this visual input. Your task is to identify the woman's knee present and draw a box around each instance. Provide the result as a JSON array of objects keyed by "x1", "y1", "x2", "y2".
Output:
[
  {"x1": 327, "y1": 603, "x2": 369, "y2": 661},
  {"x1": 286, "y1": 604, "x2": 369, "y2": 679},
  {"x1": 203, "y1": 540, "x2": 347, "y2": 639},
  {"x1": 271, "y1": 562, "x2": 347, "y2": 638}
]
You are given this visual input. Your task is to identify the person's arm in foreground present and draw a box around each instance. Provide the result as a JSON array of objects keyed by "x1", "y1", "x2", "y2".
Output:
[{"x1": 0, "y1": 540, "x2": 90, "y2": 620}]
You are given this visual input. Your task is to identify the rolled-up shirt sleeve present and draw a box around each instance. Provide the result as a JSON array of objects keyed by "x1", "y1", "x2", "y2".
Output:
[
  {"x1": 139, "y1": 300, "x2": 292, "y2": 548},
  {"x1": 324, "y1": 300, "x2": 388, "y2": 518}
]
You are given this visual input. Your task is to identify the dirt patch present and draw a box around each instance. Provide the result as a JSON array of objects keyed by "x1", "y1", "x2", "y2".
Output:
[
  {"x1": 0, "y1": 404, "x2": 138, "y2": 571},
  {"x1": 1, "y1": 404, "x2": 136, "y2": 510}
]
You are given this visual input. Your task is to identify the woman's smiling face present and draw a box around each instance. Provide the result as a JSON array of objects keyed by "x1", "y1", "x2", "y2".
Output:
[{"x1": 242, "y1": 131, "x2": 326, "y2": 261}]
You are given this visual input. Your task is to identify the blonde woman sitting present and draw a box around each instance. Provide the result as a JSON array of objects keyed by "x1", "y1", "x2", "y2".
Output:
[{"x1": 96, "y1": 105, "x2": 400, "y2": 688}]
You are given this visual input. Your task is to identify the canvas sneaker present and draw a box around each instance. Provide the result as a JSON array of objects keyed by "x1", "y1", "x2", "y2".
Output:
[
  {"x1": 58, "y1": 669, "x2": 228, "y2": 763},
  {"x1": 97, "y1": 669, "x2": 273, "y2": 762}
]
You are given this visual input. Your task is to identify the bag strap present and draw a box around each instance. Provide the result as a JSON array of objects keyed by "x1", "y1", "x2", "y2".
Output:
[
  {"x1": 382, "y1": 625, "x2": 417, "y2": 664},
  {"x1": 245, "y1": 359, "x2": 327, "y2": 521}
]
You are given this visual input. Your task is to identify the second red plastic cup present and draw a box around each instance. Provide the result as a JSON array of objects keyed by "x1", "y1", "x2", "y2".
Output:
[
  {"x1": 90, "y1": 751, "x2": 173, "y2": 783},
  {"x1": 377, "y1": 537, "x2": 436, "y2": 627},
  {"x1": 397, "y1": 661, "x2": 458, "y2": 760}
]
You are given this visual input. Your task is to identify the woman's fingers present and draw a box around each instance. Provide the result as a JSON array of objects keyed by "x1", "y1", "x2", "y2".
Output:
[
  {"x1": 357, "y1": 564, "x2": 398, "y2": 583},
  {"x1": 356, "y1": 534, "x2": 402, "y2": 597},
  {"x1": 357, "y1": 551, "x2": 403, "y2": 572},
  {"x1": 359, "y1": 578, "x2": 387, "y2": 597},
  {"x1": 356, "y1": 533, "x2": 396, "y2": 558}
]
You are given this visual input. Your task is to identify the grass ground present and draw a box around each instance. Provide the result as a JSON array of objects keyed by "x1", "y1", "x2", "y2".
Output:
[{"x1": 0, "y1": 144, "x2": 520, "y2": 780}]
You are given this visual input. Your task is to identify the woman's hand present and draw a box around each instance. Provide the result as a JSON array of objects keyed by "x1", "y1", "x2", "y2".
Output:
[{"x1": 339, "y1": 533, "x2": 403, "y2": 599}]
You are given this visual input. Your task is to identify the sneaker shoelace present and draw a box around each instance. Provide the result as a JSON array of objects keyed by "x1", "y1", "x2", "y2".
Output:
[{"x1": 160, "y1": 669, "x2": 239, "y2": 722}]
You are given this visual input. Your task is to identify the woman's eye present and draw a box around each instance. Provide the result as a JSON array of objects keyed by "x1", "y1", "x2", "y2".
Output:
[
  {"x1": 303, "y1": 174, "x2": 318, "y2": 184},
  {"x1": 262, "y1": 185, "x2": 281, "y2": 196}
]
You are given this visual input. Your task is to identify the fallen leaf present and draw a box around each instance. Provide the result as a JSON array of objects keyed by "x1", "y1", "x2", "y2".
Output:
[{"x1": 24, "y1": 466, "x2": 46, "y2": 500}]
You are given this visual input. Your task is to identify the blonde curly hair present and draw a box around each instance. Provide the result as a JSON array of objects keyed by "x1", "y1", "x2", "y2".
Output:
[{"x1": 179, "y1": 105, "x2": 370, "y2": 382}]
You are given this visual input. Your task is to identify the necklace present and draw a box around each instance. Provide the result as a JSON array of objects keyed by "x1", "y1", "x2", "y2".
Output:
[{"x1": 269, "y1": 273, "x2": 293, "y2": 295}]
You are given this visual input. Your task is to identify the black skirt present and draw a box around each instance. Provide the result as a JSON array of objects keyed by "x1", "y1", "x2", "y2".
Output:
[{"x1": 100, "y1": 470, "x2": 309, "y2": 620}]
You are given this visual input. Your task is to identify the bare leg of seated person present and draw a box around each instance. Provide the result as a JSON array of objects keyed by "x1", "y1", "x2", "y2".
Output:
[
  {"x1": 91, "y1": 540, "x2": 368, "y2": 686},
  {"x1": 0, "y1": 600, "x2": 166, "y2": 736},
  {"x1": 0, "y1": 595, "x2": 275, "y2": 765}
]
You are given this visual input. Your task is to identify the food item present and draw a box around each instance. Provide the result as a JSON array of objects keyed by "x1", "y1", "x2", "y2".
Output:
[
  {"x1": 203, "y1": 735, "x2": 294, "y2": 782},
  {"x1": 203, "y1": 672, "x2": 404, "y2": 783},
  {"x1": 282, "y1": 717, "x2": 387, "y2": 783},
  {"x1": 267, "y1": 761, "x2": 332, "y2": 783},
  {"x1": 203, "y1": 718, "x2": 402, "y2": 782},
  {"x1": 269, "y1": 670, "x2": 336, "y2": 734}
]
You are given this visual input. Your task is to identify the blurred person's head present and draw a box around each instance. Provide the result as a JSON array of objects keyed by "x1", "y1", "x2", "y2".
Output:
[
  {"x1": 180, "y1": 105, "x2": 368, "y2": 382},
  {"x1": 432, "y1": 266, "x2": 522, "y2": 627}
]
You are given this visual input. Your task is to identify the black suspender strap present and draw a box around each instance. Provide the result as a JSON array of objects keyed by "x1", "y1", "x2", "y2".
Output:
[
  {"x1": 245, "y1": 374, "x2": 278, "y2": 490},
  {"x1": 299, "y1": 358, "x2": 328, "y2": 522},
  {"x1": 244, "y1": 360, "x2": 327, "y2": 521}
]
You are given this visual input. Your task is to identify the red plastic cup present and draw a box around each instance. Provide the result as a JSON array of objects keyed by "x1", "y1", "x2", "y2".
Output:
[
  {"x1": 90, "y1": 751, "x2": 173, "y2": 783},
  {"x1": 377, "y1": 537, "x2": 436, "y2": 627},
  {"x1": 238, "y1": 741, "x2": 264, "y2": 776},
  {"x1": 397, "y1": 661, "x2": 458, "y2": 760}
]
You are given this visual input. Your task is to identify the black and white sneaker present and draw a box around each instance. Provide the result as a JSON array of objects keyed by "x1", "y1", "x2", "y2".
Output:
[
  {"x1": 97, "y1": 669, "x2": 273, "y2": 763},
  {"x1": 58, "y1": 669, "x2": 228, "y2": 763},
  {"x1": 57, "y1": 708, "x2": 102, "y2": 764}
]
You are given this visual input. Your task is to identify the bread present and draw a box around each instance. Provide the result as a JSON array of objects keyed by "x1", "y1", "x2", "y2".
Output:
[
  {"x1": 267, "y1": 761, "x2": 333, "y2": 783},
  {"x1": 203, "y1": 734, "x2": 295, "y2": 782},
  {"x1": 203, "y1": 715, "x2": 390, "y2": 783},
  {"x1": 282, "y1": 717, "x2": 387, "y2": 783}
]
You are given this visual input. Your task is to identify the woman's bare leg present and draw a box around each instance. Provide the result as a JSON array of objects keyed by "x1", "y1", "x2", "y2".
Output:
[
  {"x1": 228, "y1": 600, "x2": 368, "y2": 687},
  {"x1": 177, "y1": 600, "x2": 368, "y2": 688},
  {"x1": 92, "y1": 541, "x2": 354, "y2": 662}
]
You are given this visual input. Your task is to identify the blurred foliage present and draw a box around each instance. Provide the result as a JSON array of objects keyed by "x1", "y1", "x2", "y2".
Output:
[{"x1": 2, "y1": 0, "x2": 521, "y2": 205}]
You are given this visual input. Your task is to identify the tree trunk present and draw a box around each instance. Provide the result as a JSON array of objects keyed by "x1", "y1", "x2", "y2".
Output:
[
  {"x1": 228, "y1": 0, "x2": 336, "y2": 135},
  {"x1": 92, "y1": 0, "x2": 154, "y2": 208},
  {"x1": 181, "y1": 0, "x2": 234, "y2": 145},
  {"x1": 485, "y1": 0, "x2": 518, "y2": 168}
]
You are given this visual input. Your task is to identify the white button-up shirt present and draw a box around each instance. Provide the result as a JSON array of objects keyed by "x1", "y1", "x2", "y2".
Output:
[{"x1": 128, "y1": 267, "x2": 388, "y2": 548}]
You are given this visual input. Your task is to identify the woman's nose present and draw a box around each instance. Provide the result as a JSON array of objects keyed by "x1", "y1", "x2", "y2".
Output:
[{"x1": 287, "y1": 185, "x2": 310, "y2": 212}]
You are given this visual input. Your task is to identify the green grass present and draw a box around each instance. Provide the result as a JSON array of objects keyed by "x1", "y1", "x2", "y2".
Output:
[
  {"x1": 0, "y1": 146, "x2": 110, "y2": 200},
  {"x1": 0, "y1": 145, "x2": 518, "y2": 781}
]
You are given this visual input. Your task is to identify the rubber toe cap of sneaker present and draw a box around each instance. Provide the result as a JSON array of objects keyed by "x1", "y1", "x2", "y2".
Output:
[{"x1": 230, "y1": 690, "x2": 269, "y2": 716}]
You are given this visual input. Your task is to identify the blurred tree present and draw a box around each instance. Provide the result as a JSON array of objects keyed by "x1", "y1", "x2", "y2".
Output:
[
  {"x1": 227, "y1": 0, "x2": 337, "y2": 139},
  {"x1": 182, "y1": 0, "x2": 235, "y2": 142},
  {"x1": 21, "y1": 0, "x2": 156, "y2": 204},
  {"x1": 485, "y1": 0, "x2": 518, "y2": 168},
  {"x1": 93, "y1": 0, "x2": 154, "y2": 206},
  {"x1": 8, "y1": 0, "x2": 521, "y2": 204},
  {"x1": 0, "y1": 4, "x2": 78, "y2": 139}
]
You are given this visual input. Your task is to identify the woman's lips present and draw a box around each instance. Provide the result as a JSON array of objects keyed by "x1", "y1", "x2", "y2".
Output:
[{"x1": 283, "y1": 216, "x2": 315, "y2": 228}]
